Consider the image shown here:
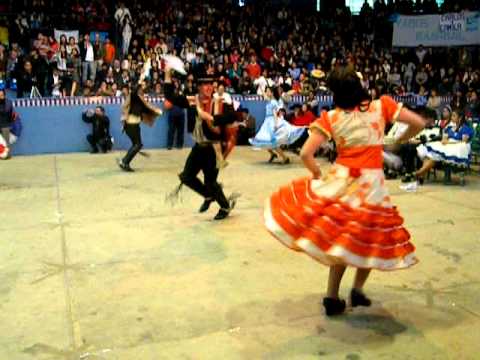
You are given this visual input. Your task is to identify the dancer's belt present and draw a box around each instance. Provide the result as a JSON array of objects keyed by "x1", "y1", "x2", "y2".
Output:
[{"x1": 336, "y1": 145, "x2": 383, "y2": 170}]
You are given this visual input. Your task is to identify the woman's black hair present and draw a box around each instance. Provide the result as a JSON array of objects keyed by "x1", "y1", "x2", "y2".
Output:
[
  {"x1": 452, "y1": 107, "x2": 466, "y2": 130},
  {"x1": 267, "y1": 86, "x2": 281, "y2": 101},
  {"x1": 327, "y1": 66, "x2": 370, "y2": 110}
]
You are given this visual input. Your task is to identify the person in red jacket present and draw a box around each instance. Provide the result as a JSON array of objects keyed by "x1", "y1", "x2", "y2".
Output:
[
  {"x1": 291, "y1": 104, "x2": 316, "y2": 127},
  {"x1": 246, "y1": 54, "x2": 261, "y2": 80}
]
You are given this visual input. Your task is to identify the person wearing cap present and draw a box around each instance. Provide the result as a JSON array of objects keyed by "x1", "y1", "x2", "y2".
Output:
[{"x1": 164, "y1": 66, "x2": 237, "y2": 220}]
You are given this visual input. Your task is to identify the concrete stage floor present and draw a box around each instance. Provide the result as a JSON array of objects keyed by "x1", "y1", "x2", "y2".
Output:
[{"x1": 1, "y1": 147, "x2": 480, "y2": 360}]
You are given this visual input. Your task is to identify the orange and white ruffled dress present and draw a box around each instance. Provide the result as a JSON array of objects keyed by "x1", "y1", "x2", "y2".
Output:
[{"x1": 264, "y1": 96, "x2": 418, "y2": 271}]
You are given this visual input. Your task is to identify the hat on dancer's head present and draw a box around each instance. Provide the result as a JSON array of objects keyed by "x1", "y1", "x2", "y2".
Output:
[{"x1": 196, "y1": 72, "x2": 215, "y2": 84}]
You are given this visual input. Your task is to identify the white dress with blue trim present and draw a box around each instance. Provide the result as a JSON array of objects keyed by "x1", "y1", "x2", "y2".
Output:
[
  {"x1": 417, "y1": 125, "x2": 474, "y2": 167},
  {"x1": 249, "y1": 99, "x2": 305, "y2": 148}
]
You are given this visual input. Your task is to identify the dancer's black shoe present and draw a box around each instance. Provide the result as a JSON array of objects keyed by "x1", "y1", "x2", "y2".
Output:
[
  {"x1": 214, "y1": 209, "x2": 230, "y2": 220},
  {"x1": 117, "y1": 159, "x2": 134, "y2": 172},
  {"x1": 199, "y1": 198, "x2": 213, "y2": 213},
  {"x1": 213, "y1": 193, "x2": 239, "y2": 220},
  {"x1": 350, "y1": 288, "x2": 372, "y2": 307},
  {"x1": 322, "y1": 297, "x2": 346, "y2": 316},
  {"x1": 268, "y1": 153, "x2": 278, "y2": 163}
]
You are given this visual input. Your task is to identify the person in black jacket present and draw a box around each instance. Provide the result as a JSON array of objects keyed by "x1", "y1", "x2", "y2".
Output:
[
  {"x1": 16, "y1": 60, "x2": 37, "y2": 98},
  {"x1": 82, "y1": 106, "x2": 112, "y2": 153},
  {"x1": 164, "y1": 66, "x2": 239, "y2": 220}
]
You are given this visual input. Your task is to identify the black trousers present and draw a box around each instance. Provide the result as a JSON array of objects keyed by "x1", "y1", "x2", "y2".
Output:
[
  {"x1": 187, "y1": 108, "x2": 196, "y2": 133},
  {"x1": 123, "y1": 123, "x2": 142, "y2": 165},
  {"x1": 87, "y1": 133, "x2": 110, "y2": 152},
  {"x1": 179, "y1": 143, "x2": 230, "y2": 209},
  {"x1": 398, "y1": 143, "x2": 419, "y2": 174},
  {"x1": 288, "y1": 128, "x2": 309, "y2": 150},
  {"x1": 167, "y1": 114, "x2": 185, "y2": 148},
  {"x1": 1, "y1": 127, "x2": 10, "y2": 145}
]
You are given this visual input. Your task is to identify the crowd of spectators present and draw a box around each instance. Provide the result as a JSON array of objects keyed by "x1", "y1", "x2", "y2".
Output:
[{"x1": 0, "y1": 0, "x2": 479, "y2": 120}]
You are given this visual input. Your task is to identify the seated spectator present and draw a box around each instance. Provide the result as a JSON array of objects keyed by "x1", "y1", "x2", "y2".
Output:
[
  {"x1": 254, "y1": 69, "x2": 274, "y2": 96},
  {"x1": 451, "y1": 90, "x2": 466, "y2": 111},
  {"x1": 82, "y1": 79, "x2": 94, "y2": 97},
  {"x1": 438, "y1": 105, "x2": 452, "y2": 131},
  {"x1": 465, "y1": 89, "x2": 479, "y2": 121},
  {"x1": 415, "y1": 66, "x2": 428, "y2": 92},
  {"x1": 111, "y1": 82, "x2": 121, "y2": 97},
  {"x1": 47, "y1": 67, "x2": 62, "y2": 96},
  {"x1": 121, "y1": 84, "x2": 130, "y2": 98},
  {"x1": 82, "y1": 106, "x2": 112, "y2": 153},
  {"x1": 246, "y1": 54, "x2": 261, "y2": 80},
  {"x1": 0, "y1": 45, "x2": 6, "y2": 80},
  {"x1": 306, "y1": 91, "x2": 319, "y2": 115},
  {"x1": 426, "y1": 88, "x2": 442, "y2": 119},
  {"x1": 96, "y1": 81, "x2": 113, "y2": 96},
  {"x1": 213, "y1": 83, "x2": 233, "y2": 113},
  {"x1": 416, "y1": 108, "x2": 474, "y2": 182},
  {"x1": 291, "y1": 103, "x2": 315, "y2": 127}
]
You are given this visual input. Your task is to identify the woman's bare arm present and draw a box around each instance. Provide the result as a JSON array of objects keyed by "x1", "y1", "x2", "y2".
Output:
[
  {"x1": 394, "y1": 108, "x2": 425, "y2": 145},
  {"x1": 300, "y1": 130, "x2": 327, "y2": 179}
]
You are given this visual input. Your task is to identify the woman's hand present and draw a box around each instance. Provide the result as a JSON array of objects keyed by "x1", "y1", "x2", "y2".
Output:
[
  {"x1": 311, "y1": 170, "x2": 322, "y2": 180},
  {"x1": 300, "y1": 129, "x2": 326, "y2": 180}
]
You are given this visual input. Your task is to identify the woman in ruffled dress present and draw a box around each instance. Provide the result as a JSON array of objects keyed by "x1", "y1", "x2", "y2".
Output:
[
  {"x1": 264, "y1": 66, "x2": 425, "y2": 316},
  {"x1": 249, "y1": 87, "x2": 306, "y2": 164},
  {"x1": 416, "y1": 108, "x2": 474, "y2": 181}
]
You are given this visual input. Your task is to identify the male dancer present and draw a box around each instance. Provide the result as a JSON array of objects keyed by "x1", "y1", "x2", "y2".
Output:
[
  {"x1": 118, "y1": 83, "x2": 163, "y2": 172},
  {"x1": 164, "y1": 67, "x2": 238, "y2": 220}
]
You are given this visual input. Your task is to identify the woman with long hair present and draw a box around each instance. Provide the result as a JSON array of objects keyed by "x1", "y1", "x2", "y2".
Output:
[
  {"x1": 264, "y1": 66, "x2": 425, "y2": 316},
  {"x1": 249, "y1": 86, "x2": 306, "y2": 164}
]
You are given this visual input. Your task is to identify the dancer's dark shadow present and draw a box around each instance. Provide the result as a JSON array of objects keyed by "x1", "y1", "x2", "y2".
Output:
[{"x1": 341, "y1": 311, "x2": 408, "y2": 337}]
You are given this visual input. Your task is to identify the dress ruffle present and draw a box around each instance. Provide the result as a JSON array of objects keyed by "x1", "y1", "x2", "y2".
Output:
[
  {"x1": 264, "y1": 171, "x2": 418, "y2": 271},
  {"x1": 249, "y1": 116, "x2": 305, "y2": 148},
  {"x1": 418, "y1": 141, "x2": 471, "y2": 167}
]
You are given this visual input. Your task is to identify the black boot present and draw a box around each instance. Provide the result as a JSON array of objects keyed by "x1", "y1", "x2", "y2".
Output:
[
  {"x1": 199, "y1": 198, "x2": 213, "y2": 213},
  {"x1": 117, "y1": 158, "x2": 134, "y2": 172},
  {"x1": 322, "y1": 297, "x2": 346, "y2": 316},
  {"x1": 268, "y1": 153, "x2": 278, "y2": 163},
  {"x1": 214, "y1": 208, "x2": 230, "y2": 220},
  {"x1": 350, "y1": 288, "x2": 372, "y2": 307},
  {"x1": 213, "y1": 193, "x2": 238, "y2": 220}
]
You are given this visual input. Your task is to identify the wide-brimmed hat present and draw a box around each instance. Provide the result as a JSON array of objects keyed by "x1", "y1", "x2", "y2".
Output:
[{"x1": 311, "y1": 69, "x2": 325, "y2": 79}]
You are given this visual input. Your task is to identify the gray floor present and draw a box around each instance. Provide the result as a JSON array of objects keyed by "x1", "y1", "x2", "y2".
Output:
[{"x1": 1, "y1": 147, "x2": 480, "y2": 360}]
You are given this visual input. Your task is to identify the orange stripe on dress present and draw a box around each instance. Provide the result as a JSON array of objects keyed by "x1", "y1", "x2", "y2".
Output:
[{"x1": 336, "y1": 145, "x2": 383, "y2": 170}]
